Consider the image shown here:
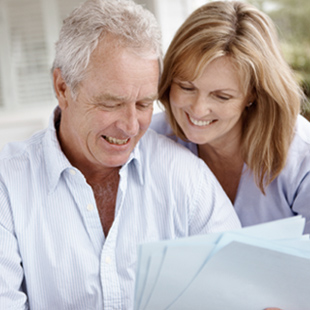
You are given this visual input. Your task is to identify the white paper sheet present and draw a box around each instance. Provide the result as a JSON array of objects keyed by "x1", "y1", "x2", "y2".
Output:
[{"x1": 134, "y1": 216, "x2": 310, "y2": 310}]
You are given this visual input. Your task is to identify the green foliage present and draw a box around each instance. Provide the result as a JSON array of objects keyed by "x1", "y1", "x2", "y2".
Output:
[
  {"x1": 282, "y1": 43, "x2": 310, "y2": 95},
  {"x1": 247, "y1": 0, "x2": 310, "y2": 120},
  {"x1": 269, "y1": 3, "x2": 310, "y2": 43}
]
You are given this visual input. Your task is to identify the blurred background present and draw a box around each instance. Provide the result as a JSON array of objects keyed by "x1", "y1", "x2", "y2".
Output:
[{"x1": 0, "y1": 0, "x2": 309, "y2": 150}]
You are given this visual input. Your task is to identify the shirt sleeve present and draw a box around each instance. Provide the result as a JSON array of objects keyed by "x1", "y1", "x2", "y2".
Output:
[
  {"x1": 290, "y1": 116, "x2": 310, "y2": 234},
  {"x1": 188, "y1": 159, "x2": 241, "y2": 235},
  {"x1": 291, "y1": 170, "x2": 310, "y2": 234},
  {"x1": 0, "y1": 180, "x2": 28, "y2": 309}
]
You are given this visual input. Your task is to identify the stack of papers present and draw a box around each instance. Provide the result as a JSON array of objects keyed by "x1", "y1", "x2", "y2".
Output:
[{"x1": 134, "y1": 216, "x2": 310, "y2": 310}]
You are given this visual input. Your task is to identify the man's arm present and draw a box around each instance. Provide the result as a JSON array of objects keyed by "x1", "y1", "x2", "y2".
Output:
[{"x1": 0, "y1": 181, "x2": 28, "y2": 309}]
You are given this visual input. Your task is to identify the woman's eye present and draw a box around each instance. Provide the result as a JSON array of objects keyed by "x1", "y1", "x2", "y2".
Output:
[
  {"x1": 217, "y1": 95, "x2": 230, "y2": 101},
  {"x1": 179, "y1": 84, "x2": 194, "y2": 91},
  {"x1": 213, "y1": 93, "x2": 231, "y2": 101}
]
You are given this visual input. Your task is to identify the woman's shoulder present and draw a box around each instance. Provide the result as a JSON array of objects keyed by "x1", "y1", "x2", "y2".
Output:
[
  {"x1": 284, "y1": 114, "x2": 310, "y2": 172},
  {"x1": 295, "y1": 114, "x2": 310, "y2": 145},
  {"x1": 150, "y1": 111, "x2": 173, "y2": 136},
  {"x1": 290, "y1": 115, "x2": 310, "y2": 155}
]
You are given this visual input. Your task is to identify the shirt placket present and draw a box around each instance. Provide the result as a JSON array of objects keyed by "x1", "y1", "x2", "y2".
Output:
[{"x1": 100, "y1": 165, "x2": 128, "y2": 310}]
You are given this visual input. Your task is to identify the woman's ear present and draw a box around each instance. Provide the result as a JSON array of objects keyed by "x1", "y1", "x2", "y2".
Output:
[
  {"x1": 53, "y1": 68, "x2": 70, "y2": 110},
  {"x1": 248, "y1": 88, "x2": 257, "y2": 106},
  {"x1": 245, "y1": 91, "x2": 256, "y2": 109}
]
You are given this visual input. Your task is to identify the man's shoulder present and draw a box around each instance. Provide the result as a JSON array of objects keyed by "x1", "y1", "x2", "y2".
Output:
[
  {"x1": 0, "y1": 130, "x2": 46, "y2": 170},
  {"x1": 142, "y1": 128, "x2": 191, "y2": 151},
  {"x1": 140, "y1": 128, "x2": 202, "y2": 167},
  {"x1": 150, "y1": 112, "x2": 198, "y2": 154}
]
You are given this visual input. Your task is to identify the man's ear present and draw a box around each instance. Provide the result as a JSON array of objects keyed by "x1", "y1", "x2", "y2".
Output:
[{"x1": 53, "y1": 68, "x2": 70, "y2": 109}]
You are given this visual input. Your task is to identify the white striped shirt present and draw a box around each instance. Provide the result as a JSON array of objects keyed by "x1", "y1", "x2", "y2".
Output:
[{"x1": 0, "y1": 110, "x2": 240, "y2": 310}]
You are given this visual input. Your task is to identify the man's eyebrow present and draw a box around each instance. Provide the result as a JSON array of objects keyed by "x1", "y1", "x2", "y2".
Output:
[
  {"x1": 140, "y1": 93, "x2": 158, "y2": 102},
  {"x1": 93, "y1": 93, "x2": 158, "y2": 102},
  {"x1": 94, "y1": 93, "x2": 126, "y2": 102}
]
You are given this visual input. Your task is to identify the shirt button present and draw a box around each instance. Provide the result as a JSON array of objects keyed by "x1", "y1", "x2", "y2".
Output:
[
  {"x1": 69, "y1": 169, "x2": 76, "y2": 175},
  {"x1": 105, "y1": 256, "x2": 112, "y2": 264},
  {"x1": 87, "y1": 203, "x2": 94, "y2": 211}
]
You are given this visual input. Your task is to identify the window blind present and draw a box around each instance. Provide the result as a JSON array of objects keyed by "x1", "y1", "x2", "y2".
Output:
[
  {"x1": 0, "y1": 0, "x2": 83, "y2": 110},
  {"x1": 7, "y1": 0, "x2": 53, "y2": 106}
]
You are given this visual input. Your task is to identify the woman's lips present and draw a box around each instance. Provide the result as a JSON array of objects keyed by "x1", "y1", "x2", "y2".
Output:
[{"x1": 187, "y1": 114, "x2": 215, "y2": 126}]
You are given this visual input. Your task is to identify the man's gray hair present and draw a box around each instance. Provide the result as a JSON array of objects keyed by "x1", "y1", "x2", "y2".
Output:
[{"x1": 52, "y1": 0, "x2": 162, "y2": 95}]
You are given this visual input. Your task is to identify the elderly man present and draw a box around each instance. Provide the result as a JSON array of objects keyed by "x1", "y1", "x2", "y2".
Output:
[{"x1": 0, "y1": 0, "x2": 240, "y2": 309}]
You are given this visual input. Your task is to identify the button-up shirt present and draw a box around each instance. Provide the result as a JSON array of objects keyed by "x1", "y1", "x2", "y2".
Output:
[{"x1": 0, "y1": 109, "x2": 240, "y2": 310}]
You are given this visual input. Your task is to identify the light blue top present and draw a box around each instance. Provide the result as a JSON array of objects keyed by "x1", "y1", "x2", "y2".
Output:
[
  {"x1": 151, "y1": 112, "x2": 310, "y2": 234},
  {"x1": 0, "y1": 108, "x2": 240, "y2": 310}
]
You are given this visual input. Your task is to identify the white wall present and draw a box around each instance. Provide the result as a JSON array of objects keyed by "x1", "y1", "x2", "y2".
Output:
[{"x1": 0, "y1": 104, "x2": 56, "y2": 150}]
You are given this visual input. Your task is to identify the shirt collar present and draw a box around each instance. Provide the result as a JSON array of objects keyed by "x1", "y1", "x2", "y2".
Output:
[
  {"x1": 44, "y1": 107, "x2": 144, "y2": 193},
  {"x1": 121, "y1": 139, "x2": 144, "y2": 185},
  {"x1": 43, "y1": 107, "x2": 73, "y2": 193}
]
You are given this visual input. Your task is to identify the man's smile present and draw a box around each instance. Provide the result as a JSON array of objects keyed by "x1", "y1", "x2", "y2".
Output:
[{"x1": 103, "y1": 135, "x2": 130, "y2": 145}]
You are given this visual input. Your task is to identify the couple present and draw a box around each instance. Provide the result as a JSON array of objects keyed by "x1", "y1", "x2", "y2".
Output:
[{"x1": 0, "y1": 0, "x2": 309, "y2": 309}]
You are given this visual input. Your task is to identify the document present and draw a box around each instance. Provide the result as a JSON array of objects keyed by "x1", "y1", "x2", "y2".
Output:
[{"x1": 134, "y1": 216, "x2": 310, "y2": 310}]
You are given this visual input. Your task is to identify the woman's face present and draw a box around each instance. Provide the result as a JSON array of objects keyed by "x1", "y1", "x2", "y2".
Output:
[{"x1": 169, "y1": 56, "x2": 249, "y2": 149}]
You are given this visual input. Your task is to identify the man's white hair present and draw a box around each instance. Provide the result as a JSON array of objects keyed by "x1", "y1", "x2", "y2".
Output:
[{"x1": 52, "y1": 0, "x2": 162, "y2": 96}]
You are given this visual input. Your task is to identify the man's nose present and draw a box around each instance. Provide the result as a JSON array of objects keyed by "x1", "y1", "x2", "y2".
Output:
[{"x1": 117, "y1": 104, "x2": 139, "y2": 136}]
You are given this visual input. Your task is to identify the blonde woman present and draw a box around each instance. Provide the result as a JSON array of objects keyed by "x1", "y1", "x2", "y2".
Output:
[{"x1": 151, "y1": 0, "x2": 310, "y2": 233}]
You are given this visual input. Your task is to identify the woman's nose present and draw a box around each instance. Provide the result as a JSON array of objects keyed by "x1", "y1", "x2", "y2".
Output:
[{"x1": 190, "y1": 95, "x2": 212, "y2": 117}]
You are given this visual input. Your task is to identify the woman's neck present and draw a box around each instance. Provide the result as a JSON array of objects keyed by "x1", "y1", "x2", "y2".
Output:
[{"x1": 198, "y1": 139, "x2": 244, "y2": 204}]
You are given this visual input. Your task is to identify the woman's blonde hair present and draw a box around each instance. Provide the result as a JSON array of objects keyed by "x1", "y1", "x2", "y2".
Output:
[{"x1": 159, "y1": 0, "x2": 305, "y2": 193}]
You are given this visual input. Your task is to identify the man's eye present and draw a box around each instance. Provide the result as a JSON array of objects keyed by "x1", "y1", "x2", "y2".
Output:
[
  {"x1": 98, "y1": 102, "x2": 121, "y2": 109},
  {"x1": 137, "y1": 102, "x2": 153, "y2": 109}
]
